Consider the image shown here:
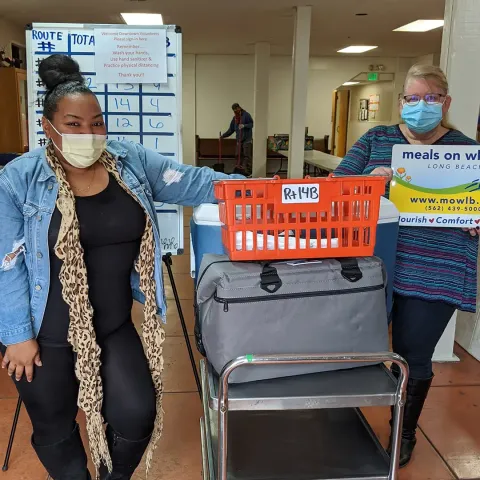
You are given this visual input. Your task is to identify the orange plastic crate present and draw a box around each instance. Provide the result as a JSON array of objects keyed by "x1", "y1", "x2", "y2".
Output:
[{"x1": 214, "y1": 175, "x2": 386, "y2": 261}]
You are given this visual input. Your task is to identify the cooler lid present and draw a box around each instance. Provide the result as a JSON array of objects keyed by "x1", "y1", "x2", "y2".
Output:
[
  {"x1": 192, "y1": 203, "x2": 221, "y2": 226},
  {"x1": 378, "y1": 197, "x2": 399, "y2": 224}
]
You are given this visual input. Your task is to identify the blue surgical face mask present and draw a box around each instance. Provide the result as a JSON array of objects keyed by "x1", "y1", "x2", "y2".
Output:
[{"x1": 401, "y1": 100, "x2": 443, "y2": 134}]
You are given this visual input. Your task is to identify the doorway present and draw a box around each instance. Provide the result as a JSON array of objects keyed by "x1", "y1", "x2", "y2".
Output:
[
  {"x1": 331, "y1": 90, "x2": 350, "y2": 157},
  {"x1": 11, "y1": 43, "x2": 27, "y2": 69}
]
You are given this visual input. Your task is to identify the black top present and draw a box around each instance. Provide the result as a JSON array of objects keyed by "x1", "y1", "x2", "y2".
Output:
[{"x1": 38, "y1": 174, "x2": 146, "y2": 347}]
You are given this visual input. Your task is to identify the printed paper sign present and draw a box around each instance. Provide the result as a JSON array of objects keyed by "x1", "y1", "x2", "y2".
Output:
[
  {"x1": 94, "y1": 28, "x2": 167, "y2": 84},
  {"x1": 390, "y1": 144, "x2": 480, "y2": 228},
  {"x1": 282, "y1": 184, "x2": 320, "y2": 204}
]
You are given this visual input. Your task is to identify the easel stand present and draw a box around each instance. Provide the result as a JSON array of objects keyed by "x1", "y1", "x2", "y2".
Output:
[
  {"x1": 2, "y1": 396, "x2": 22, "y2": 471},
  {"x1": 162, "y1": 253, "x2": 202, "y2": 397}
]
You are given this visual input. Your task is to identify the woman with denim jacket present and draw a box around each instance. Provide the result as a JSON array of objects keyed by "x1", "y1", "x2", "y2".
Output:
[{"x1": 0, "y1": 54, "x2": 242, "y2": 479}]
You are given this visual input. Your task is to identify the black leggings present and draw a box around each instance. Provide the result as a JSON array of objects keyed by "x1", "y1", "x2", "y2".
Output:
[
  {"x1": 391, "y1": 294, "x2": 455, "y2": 380},
  {"x1": 1, "y1": 321, "x2": 156, "y2": 446}
]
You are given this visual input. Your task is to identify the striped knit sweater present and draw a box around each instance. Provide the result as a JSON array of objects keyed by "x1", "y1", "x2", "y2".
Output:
[{"x1": 335, "y1": 125, "x2": 479, "y2": 312}]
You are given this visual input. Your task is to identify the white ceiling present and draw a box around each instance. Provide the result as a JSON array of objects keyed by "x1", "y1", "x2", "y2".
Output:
[{"x1": 0, "y1": 0, "x2": 445, "y2": 57}]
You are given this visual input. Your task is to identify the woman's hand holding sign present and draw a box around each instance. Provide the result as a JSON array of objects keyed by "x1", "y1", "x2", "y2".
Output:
[
  {"x1": 462, "y1": 227, "x2": 479, "y2": 237},
  {"x1": 371, "y1": 167, "x2": 393, "y2": 182}
]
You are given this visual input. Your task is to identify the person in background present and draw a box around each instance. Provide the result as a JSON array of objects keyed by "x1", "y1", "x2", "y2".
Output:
[
  {"x1": 0, "y1": 54, "x2": 242, "y2": 480},
  {"x1": 221, "y1": 103, "x2": 254, "y2": 175},
  {"x1": 334, "y1": 63, "x2": 479, "y2": 468}
]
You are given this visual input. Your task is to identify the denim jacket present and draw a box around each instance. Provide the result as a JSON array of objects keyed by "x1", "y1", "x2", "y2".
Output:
[{"x1": 0, "y1": 140, "x2": 242, "y2": 346}]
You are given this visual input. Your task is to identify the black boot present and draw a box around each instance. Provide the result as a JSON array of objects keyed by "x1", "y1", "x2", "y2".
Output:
[
  {"x1": 388, "y1": 371, "x2": 433, "y2": 468},
  {"x1": 32, "y1": 423, "x2": 90, "y2": 479},
  {"x1": 99, "y1": 425, "x2": 151, "y2": 479}
]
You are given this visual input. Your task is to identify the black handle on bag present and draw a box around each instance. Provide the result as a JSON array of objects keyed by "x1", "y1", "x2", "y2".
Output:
[
  {"x1": 260, "y1": 264, "x2": 283, "y2": 293},
  {"x1": 339, "y1": 258, "x2": 363, "y2": 283}
]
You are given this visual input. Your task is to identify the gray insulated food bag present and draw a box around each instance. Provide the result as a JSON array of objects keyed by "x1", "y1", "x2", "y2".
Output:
[{"x1": 195, "y1": 254, "x2": 389, "y2": 384}]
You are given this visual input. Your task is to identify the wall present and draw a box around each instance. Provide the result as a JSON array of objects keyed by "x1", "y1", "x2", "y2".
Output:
[
  {"x1": 0, "y1": 17, "x2": 25, "y2": 58},
  {"x1": 415, "y1": 53, "x2": 441, "y2": 66},
  {"x1": 195, "y1": 55, "x2": 255, "y2": 139},
  {"x1": 306, "y1": 57, "x2": 399, "y2": 142},
  {"x1": 193, "y1": 54, "x2": 412, "y2": 143},
  {"x1": 346, "y1": 81, "x2": 394, "y2": 150},
  {"x1": 182, "y1": 54, "x2": 196, "y2": 166}
]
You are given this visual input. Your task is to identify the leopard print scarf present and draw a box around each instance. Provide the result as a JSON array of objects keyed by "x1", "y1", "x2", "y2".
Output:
[{"x1": 45, "y1": 144, "x2": 165, "y2": 478}]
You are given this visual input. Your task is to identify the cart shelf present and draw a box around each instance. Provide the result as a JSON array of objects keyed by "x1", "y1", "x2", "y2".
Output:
[
  {"x1": 203, "y1": 360, "x2": 397, "y2": 412},
  {"x1": 201, "y1": 406, "x2": 391, "y2": 480}
]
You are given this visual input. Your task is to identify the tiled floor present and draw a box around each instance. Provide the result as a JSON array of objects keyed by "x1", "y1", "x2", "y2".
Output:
[{"x1": 2, "y1": 209, "x2": 480, "y2": 479}]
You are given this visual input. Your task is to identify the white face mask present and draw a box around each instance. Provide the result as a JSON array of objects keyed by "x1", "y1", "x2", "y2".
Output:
[{"x1": 48, "y1": 121, "x2": 107, "y2": 169}]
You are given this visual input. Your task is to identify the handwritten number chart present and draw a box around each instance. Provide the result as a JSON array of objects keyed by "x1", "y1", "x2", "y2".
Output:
[{"x1": 27, "y1": 24, "x2": 185, "y2": 254}]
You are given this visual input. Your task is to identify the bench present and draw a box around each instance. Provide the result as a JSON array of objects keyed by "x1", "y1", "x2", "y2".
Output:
[{"x1": 195, "y1": 136, "x2": 286, "y2": 176}]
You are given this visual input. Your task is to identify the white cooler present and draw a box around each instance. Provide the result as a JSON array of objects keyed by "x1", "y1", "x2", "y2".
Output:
[{"x1": 191, "y1": 198, "x2": 399, "y2": 313}]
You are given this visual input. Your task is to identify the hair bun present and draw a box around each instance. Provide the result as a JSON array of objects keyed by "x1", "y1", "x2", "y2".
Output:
[{"x1": 38, "y1": 54, "x2": 85, "y2": 92}]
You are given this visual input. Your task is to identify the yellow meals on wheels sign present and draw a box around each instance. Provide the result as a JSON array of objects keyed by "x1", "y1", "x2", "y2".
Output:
[{"x1": 390, "y1": 145, "x2": 480, "y2": 228}]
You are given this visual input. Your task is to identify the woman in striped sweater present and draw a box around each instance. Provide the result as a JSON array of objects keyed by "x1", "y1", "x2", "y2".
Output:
[{"x1": 335, "y1": 64, "x2": 479, "y2": 467}]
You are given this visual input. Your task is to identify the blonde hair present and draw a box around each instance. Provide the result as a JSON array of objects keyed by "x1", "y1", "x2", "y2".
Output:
[
  {"x1": 403, "y1": 63, "x2": 455, "y2": 130},
  {"x1": 404, "y1": 64, "x2": 448, "y2": 94}
]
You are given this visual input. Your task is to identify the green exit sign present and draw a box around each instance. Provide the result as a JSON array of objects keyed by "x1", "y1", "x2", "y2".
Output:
[{"x1": 368, "y1": 72, "x2": 379, "y2": 81}]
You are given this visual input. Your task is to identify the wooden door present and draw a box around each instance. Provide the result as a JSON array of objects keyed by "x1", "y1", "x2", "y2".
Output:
[
  {"x1": 0, "y1": 68, "x2": 27, "y2": 154},
  {"x1": 330, "y1": 90, "x2": 350, "y2": 157},
  {"x1": 17, "y1": 70, "x2": 29, "y2": 152},
  {"x1": 330, "y1": 90, "x2": 337, "y2": 155}
]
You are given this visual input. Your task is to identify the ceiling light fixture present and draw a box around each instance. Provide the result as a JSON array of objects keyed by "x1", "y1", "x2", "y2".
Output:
[
  {"x1": 343, "y1": 82, "x2": 360, "y2": 86},
  {"x1": 121, "y1": 13, "x2": 164, "y2": 25},
  {"x1": 394, "y1": 20, "x2": 444, "y2": 32},
  {"x1": 338, "y1": 46, "x2": 378, "y2": 54},
  {"x1": 356, "y1": 13, "x2": 368, "y2": 16}
]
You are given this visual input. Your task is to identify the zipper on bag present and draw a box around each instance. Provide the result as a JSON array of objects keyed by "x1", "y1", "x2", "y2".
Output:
[{"x1": 214, "y1": 283, "x2": 384, "y2": 312}]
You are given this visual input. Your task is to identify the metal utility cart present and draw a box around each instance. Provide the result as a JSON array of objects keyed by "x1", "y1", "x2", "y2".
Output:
[{"x1": 200, "y1": 352, "x2": 408, "y2": 480}]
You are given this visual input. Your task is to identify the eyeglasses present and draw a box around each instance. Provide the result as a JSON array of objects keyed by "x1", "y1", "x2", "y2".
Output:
[{"x1": 402, "y1": 93, "x2": 446, "y2": 106}]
